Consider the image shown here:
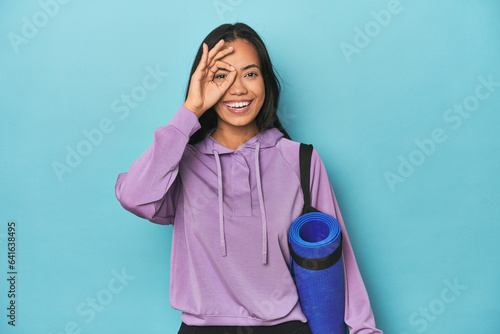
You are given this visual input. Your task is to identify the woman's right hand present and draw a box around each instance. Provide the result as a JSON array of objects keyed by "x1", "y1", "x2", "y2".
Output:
[{"x1": 183, "y1": 39, "x2": 236, "y2": 118}]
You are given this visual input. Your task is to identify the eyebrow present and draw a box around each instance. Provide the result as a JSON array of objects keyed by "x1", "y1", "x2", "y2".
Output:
[{"x1": 217, "y1": 64, "x2": 260, "y2": 72}]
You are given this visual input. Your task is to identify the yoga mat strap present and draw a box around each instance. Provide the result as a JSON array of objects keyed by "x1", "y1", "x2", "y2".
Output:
[
  {"x1": 302, "y1": 204, "x2": 319, "y2": 215},
  {"x1": 300, "y1": 144, "x2": 322, "y2": 215},
  {"x1": 289, "y1": 236, "x2": 343, "y2": 270},
  {"x1": 300, "y1": 143, "x2": 314, "y2": 211}
]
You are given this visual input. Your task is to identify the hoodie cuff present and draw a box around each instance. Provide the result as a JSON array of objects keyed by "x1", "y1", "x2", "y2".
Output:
[{"x1": 168, "y1": 105, "x2": 202, "y2": 138}]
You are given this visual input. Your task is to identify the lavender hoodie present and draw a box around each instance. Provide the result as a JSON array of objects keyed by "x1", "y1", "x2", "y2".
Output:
[{"x1": 115, "y1": 106, "x2": 382, "y2": 333}]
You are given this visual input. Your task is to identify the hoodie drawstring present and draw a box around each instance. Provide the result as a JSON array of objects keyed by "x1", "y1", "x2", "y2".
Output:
[
  {"x1": 213, "y1": 150, "x2": 227, "y2": 257},
  {"x1": 212, "y1": 142, "x2": 269, "y2": 264},
  {"x1": 255, "y1": 141, "x2": 268, "y2": 264}
]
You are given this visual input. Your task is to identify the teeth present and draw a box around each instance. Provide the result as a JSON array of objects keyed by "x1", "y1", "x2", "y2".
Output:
[{"x1": 227, "y1": 101, "x2": 250, "y2": 108}]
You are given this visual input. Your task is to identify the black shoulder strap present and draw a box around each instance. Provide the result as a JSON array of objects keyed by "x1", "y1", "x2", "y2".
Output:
[{"x1": 300, "y1": 143, "x2": 319, "y2": 214}]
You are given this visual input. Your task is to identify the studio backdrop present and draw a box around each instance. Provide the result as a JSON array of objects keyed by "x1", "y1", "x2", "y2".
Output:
[{"x1": 1, "y1": 0, "x2": 499, "y2": 333}]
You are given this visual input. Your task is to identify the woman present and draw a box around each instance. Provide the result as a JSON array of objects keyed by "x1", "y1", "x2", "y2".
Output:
[{"x1": 115, "y1": 23, "x2": 382, "y2": 334}]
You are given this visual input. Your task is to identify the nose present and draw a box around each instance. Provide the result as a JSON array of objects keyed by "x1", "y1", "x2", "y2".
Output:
[{"x1": 228, "y1": 75, "x2": 247, "y2": 95}]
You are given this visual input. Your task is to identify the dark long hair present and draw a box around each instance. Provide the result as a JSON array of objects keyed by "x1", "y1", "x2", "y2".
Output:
[{"x1": 186, "y1": 23, "x2": 290, "y2": 145}]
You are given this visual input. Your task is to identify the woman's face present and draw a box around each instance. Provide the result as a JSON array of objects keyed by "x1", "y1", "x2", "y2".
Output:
[{"x1": 213, "y1": 39, "x2": 265, "y2": 134}]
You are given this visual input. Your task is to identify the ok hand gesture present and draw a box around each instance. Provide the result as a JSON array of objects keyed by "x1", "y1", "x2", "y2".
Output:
[{"x1": 183, "y1": 39, "x2": 236, "y2": 118}]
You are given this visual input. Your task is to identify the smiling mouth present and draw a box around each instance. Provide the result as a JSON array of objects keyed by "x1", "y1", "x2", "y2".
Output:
[{"x1": 223, "y1": 100, "x2": 253, "y2": 113}]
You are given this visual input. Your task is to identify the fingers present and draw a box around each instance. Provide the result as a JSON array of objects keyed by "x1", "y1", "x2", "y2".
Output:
[
  {"x1": 207, "y1": 39, "x2": 226, "y2": 62},
  {"x1": 207, "y1": 60, "x2": 235, "y2": 82},
  {"x1": 207, "y1": 40, "x2": 234, "y2": 69},
  {"x1": 195, "y1": 40, "x2": 223, "y2": 75},
  {"x1": 194, "y1": 40, "x2": 233, "y2": 78},
  {"x1": 208, "y1": 45, "x2": 234, "y2": 69},
  {"x1": 213, "y1": 60, "x2": 235, "y2": 73},
  {"x1": 197, "y1": 43, "x2": 209, "y2": 72}
]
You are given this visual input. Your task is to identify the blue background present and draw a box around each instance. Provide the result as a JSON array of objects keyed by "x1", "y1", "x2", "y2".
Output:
[{"x1": 1, "y1": 0, "x2": 499, "y2": 333}]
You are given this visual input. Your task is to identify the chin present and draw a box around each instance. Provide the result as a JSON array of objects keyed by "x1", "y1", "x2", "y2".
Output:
[{"x1": 221, "y1": 115, "x2": 258, "y2": 128}]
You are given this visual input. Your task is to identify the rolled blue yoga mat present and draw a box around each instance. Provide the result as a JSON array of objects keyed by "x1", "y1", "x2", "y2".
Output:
[{"x1": 288, "y1": 212, "x2": 346, "y2": 334}]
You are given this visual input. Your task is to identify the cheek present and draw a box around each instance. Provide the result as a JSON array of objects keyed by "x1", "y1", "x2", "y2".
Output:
[
  {"x1": 213, "y1": 103, "x2": 224, "y2": 118},
  {"x1": 254, "y1": 79, "x2": 265, "y2": 102}
]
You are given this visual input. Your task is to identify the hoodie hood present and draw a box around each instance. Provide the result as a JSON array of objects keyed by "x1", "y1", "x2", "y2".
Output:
[{"x1": 193, "y1": 127, "x2": 284, "y2": 264}]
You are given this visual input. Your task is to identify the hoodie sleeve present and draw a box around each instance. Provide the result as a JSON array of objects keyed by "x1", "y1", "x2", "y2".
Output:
[
  {"x1": 309, "y1": 148, "x2": 383, "y2": 334},
  {"x1": 115, "y1": 106, "x2": 201, "y2": 225}
]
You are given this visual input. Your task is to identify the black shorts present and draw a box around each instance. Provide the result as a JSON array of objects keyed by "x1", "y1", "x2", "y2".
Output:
[{"x1": 178, "y1": 320, "x2": 312, "y2": 334}]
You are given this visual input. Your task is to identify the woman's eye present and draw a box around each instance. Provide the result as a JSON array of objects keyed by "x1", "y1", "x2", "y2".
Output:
[{"x1": 215, "y1": 72, "x2": 258, "y2": 80}]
